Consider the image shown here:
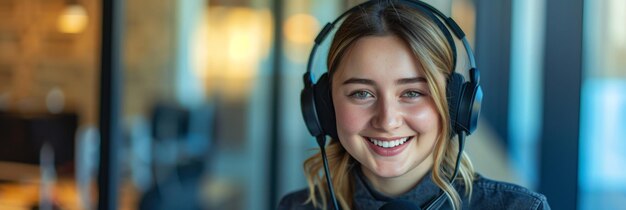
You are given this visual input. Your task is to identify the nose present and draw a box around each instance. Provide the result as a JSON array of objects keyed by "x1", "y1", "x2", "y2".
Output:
[{"x1": 371, "y1": 97, "x2": 403, "y2": 131}]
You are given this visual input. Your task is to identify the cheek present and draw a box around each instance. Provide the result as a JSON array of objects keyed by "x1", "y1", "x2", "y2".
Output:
[
  {"x1": 405, "y1": 102, "x2": 441, "y2": 134},
  {"x1": 334, "y1": 101, "x2": 369, "y2": 135}
]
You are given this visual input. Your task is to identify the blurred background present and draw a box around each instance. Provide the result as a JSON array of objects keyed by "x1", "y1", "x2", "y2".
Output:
[{"x1": 0, "y1": 0, "x2": 624, "y2": 209}]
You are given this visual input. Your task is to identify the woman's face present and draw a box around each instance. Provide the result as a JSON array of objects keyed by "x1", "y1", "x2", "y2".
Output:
[{"x1": 332, "y1": 35, "x2": 441, "y2": 181}]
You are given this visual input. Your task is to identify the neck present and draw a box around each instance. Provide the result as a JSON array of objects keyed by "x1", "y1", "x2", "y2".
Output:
[{"x1": 361, "y1": 155, "x2": 434, "y2": 197}]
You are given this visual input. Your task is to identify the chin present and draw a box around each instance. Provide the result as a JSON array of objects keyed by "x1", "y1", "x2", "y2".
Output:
[
  {"x1": 362, "y1": 152, "x2": 434, "y2": 180},
  {"x1": 365, "y1": 160, "x2": 415, "y2": 178}
]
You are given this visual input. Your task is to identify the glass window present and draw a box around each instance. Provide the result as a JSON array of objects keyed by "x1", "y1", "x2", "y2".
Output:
[
  {"x1": 0, "y1": 0, "x2": 98, "y2": 209},
  {"x1": 508, "y1": 0, "x2": 545, "y2": 190},
  {"x1": 121, "y1": 0, "x2": 274, "y2": 209},
  {"x1": 579, "y1": 0, "x2": 626, "y2": 209}
]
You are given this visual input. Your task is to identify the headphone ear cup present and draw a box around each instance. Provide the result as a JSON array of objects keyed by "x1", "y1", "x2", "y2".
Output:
[
  {"x1": 458, "y1": 82, "x2": 482, "y2": 135},
  {"x1": 446, "y1": 72, "x2": 465, "y2": 135},
  {"x1": 313, "y1": 73, "x2": 338, "y2": 139},
  {"x1": 301, "y1": 82, "x2": 323, "y2": 137}
]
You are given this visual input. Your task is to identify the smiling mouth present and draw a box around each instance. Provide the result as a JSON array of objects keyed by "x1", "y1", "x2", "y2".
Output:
[{"x1": 366, "y1": 136, "x2": 412, "y2": 148}]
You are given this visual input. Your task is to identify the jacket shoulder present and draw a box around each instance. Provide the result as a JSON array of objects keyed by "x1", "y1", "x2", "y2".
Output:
[
  {"x1": 278, "y1": 188, "x2": 317, "y2": 210},
  {"x1": 468, "y1": 174, "x2": 551, "y2": 210}
]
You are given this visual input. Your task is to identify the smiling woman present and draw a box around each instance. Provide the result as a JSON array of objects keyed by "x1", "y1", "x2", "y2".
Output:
[
  {"x1": 331, "y1": 36, "x2": 440, "y2": 192},
  {"x1": 278, "y1": 1, "x2": 550, "y2": 210}
]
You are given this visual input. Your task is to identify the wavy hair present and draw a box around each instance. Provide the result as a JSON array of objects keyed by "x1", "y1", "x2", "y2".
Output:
[{"x1": 303, "y1": 1, "x2": 475, "y2": 209}]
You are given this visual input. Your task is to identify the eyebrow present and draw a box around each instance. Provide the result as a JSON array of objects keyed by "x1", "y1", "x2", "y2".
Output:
[
  {"x1": 342, "y1": 78, "x2": 375, "y2": 85},
  {"x1": 397, "y1": 77, "x2": 427, "y2": 85},
  {"x1": 341, "y1": 77, "x2": 427, "y2": 86}
]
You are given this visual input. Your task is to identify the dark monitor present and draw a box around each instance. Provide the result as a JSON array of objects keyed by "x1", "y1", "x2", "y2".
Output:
[{"x1": 0, "y1": 112, "x2": 78, "y2": 166}]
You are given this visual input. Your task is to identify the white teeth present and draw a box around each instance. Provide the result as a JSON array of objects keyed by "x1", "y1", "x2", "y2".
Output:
[{"x1": 368, "y1": 137, "x2": 410, "y2": 148}]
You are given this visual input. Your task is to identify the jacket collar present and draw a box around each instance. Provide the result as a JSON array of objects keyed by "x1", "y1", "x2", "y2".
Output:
[{"x1": 352, "y1": 167, "x2": 442, "y2": 209}]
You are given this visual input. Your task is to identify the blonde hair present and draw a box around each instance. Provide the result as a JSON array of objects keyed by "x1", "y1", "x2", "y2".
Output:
[{"x1": 303, "y1": 1, "x2": 475, "y2": 209}]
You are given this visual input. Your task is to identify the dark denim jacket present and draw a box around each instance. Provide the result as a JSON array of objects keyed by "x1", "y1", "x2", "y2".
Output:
[{"x1": 278, "y1": 170, "x2": 550, "y2": 210}]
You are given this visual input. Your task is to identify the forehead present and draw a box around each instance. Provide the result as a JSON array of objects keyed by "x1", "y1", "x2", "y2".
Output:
[{"x1": 333, "y1": 35, "x2": 424, "y2": 81}]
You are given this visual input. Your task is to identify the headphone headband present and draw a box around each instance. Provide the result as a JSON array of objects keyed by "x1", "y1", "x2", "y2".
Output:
[{"x1": 306, "y1": 0, "x2": 478, "y2": 85}]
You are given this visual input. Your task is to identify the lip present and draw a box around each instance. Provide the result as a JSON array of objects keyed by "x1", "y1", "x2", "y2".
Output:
[{"x1": 364, "y1": 136, "x2": 413, "y2": 157}]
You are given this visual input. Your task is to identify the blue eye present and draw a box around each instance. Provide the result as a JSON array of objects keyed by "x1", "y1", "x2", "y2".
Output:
[
  {"x1": 349, "y1": 91, "x2": 374, "y2": 99},
  {"x1": 402, "y1": 90, "x2": 422, "y2": 98}
]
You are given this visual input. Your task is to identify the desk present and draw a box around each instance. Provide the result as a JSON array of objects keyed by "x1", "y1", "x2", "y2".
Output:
[{"x1": 0, "y1": 163, "x2": 139, "y2": 210}]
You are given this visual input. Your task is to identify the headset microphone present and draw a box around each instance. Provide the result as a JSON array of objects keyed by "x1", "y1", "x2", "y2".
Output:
[{"x1": 316, "y1": 136, "x2": 340, "y2": 210}]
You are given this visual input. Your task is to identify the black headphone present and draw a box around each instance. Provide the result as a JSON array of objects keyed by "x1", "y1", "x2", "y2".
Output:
[
  {"x1": 299, "y1": 1, "x2": 483, "y2": 209},
  {"x1": 301, "y1": 0, "x2": 482, "y2": 140}
]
